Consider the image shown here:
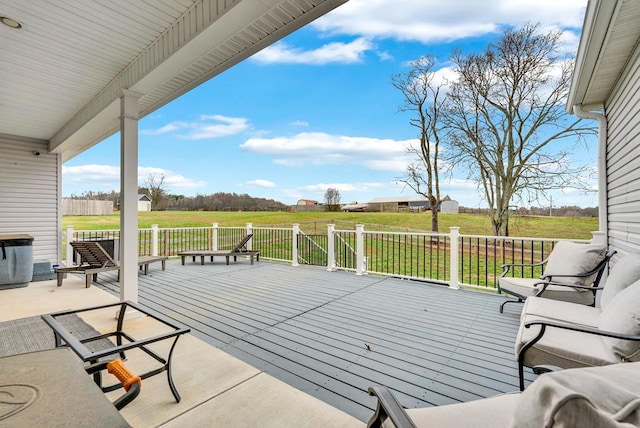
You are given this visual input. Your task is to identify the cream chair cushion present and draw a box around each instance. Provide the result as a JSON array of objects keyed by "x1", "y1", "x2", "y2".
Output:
[
  {"x1": 516, "y1": 312, "x2": 618, "y2": 369},
  {"x1": 600, "y1": 253, "x2": 640, "y2": 309},
  {"x1": 597, "y1": 279, "x2": 640, "y2": 362},
  {"x1": 499, "y1": 277, "x2": 595, "y2": 305},
  {"x1": 520, "y1": 296, "x2": 600, "y2": 326},
  {"x1": 510, "y1": 363, "x2": 640, "y2": 428},
  {"x1": 542, "y1": 241, "x2": 605, "y2": 286},
  {"x1": 395, "y1": 393, "x2": 519, "y2": 428}
]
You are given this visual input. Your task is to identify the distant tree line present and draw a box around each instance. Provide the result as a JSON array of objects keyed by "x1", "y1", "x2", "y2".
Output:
[
  {"x1": 67, "y1": 190, "x2": 287, "y2": 212},
  {"x1": 166, "y1": 192, "x2": 286, "y2": 211}
]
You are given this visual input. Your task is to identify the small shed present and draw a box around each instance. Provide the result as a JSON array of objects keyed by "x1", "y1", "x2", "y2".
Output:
[
  {"x1": 297, "y1": 199, "x2": 318, "y2": 206},
  {"x1": 440, "y1": 200, "x2": 459, "y2": 214},
  {"x1": 138, "y1": 194, "x2": 152, "y2": 211}
]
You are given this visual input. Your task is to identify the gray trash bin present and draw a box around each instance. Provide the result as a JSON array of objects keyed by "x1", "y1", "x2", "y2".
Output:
[{"x1": 0, "y1": 234, "x2": 34, "y2": 289}]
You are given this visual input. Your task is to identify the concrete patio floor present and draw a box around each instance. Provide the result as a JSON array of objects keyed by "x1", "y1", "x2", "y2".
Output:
[{"x1": 0, "y1": 277, "x2": 363, "y2": 427}]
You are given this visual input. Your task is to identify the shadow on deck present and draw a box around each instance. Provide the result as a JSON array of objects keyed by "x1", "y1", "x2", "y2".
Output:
[{"x1": 94, "y1": 259, "x2": 533, "y2": 422}]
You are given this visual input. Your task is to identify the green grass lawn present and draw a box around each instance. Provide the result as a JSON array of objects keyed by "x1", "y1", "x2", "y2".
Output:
[{"x1": 63, "y1": 211, "x2": 598, "y2": 239}]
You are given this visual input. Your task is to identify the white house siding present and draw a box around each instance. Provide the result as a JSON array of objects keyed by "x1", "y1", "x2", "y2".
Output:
[
  {"x1": 138, "y1": 201, "x2": 151, "y2": 211},
  {"x1": 605, "y1": 44, "x2": 640, "y2": 256},
  {"x1": 0, "y1": 135, "x2": 61, "y2": 262}
]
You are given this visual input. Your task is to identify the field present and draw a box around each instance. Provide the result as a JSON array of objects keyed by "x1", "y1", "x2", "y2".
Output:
[{"x1": 63, "y1": 211, "x2": 599, "y2": 239}]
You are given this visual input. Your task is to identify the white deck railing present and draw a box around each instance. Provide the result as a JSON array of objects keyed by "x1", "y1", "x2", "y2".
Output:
[{"x1": 65, "y1": 223, "x2": 604, "y2": 290}]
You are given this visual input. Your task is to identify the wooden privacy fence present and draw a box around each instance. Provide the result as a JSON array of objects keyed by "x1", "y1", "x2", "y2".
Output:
[
  {"x1": 62, "y1": 199, "x2": 114, "y2": 215},
  {"x1": 64, "y1": 223, "x2": 604, "y2": 290}
]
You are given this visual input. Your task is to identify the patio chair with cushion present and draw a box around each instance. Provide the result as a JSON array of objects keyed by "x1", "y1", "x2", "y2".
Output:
[
  {"x1": 367, "y1": 362, "x2": 640, "y2": 428},
  {"x1": 515, "y1": 252, "x2": 640, "y2": 390},
  {"x1": 498, "y1": 241, "x2": 613, "y2": 313},
  {"x1": 55, "y1": 241, "x2": 167, "y2": 288}
]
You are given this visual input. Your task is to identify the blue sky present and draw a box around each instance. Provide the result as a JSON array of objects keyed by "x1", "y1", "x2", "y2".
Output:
[{"x1": 62, "y1": 0, "x2": 597, "y2": 208}]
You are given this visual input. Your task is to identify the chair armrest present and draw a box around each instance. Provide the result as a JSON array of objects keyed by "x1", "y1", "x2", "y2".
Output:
[
  {"x1": 85, "y1": 359, "x2": 142, "y2": 410},
  {"x1": 518, "y1": 318, "x2": 640, "y2": 382},
  {"x1": 367, "y1": 386, "x2": 417, "y2": 428},
  {"x1": 531, "y1": 280, "x2": 601, "y2": 297},
  {"x1": 532, "y1": 365, "x2": 564, "y2": 374},
  {"x1": 524, "y1": 319, "x2": 640, "y2": 341},
  {"x1": 500, "y1": 260, "x2": 547, "y2": 277}
]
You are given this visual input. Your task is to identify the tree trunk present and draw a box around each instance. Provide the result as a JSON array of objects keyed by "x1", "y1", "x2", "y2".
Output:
[
  {"x1": 431, "y1": 208, "x2": 439, "y2": 233},
  {"x1": 491, "y1": 209, "x2": 509, "y2": 236}
]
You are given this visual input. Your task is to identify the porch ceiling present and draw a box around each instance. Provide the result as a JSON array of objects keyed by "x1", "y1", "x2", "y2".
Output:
[
  {"x1": 568, "y1": 0, "x2": 640, "y2": 111},
  {"x1": 0, "y1": 0, "x2": 347, "y2": 162}
]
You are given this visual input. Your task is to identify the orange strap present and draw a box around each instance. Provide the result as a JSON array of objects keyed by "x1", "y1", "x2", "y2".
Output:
[{"x1": 107, "y1": 359, "x2": 142, "y2": 392}]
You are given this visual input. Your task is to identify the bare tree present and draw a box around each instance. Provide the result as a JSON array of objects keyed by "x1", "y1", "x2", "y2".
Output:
[
  {"x1": 324, "y1": 188, "x2": 341, "y2": 212},
  {"x1": 446, "y1": 24, "x2": 596, "y2": 236},
  {"x1": 143, "y1": 173, "x2": 168, "y2": 211},
  {"x1": 392, "y1": 55, "x2": 447, "y2": 232}
]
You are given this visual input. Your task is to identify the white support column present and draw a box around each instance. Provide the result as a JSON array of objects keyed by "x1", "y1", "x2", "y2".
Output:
[
  {"x1": 326, "y1": 224, "x2": 336, "y2": 271},
  {"x1": 292, "y1": 223, "x2": 300, "y2": 267},
  {"x1": 449, "y1": 227, "x2": 460, "y2": 289},
  {"x1": 355, "y1": 223, "x2": 366, "y2": 275},
  {"x1": 119, "y1": 89, "x2": 142, "y2": 303},
  {"x1": 590, "y1": 231, "x2": 606, "y2": 247},
  {"x1": 212, "y1": 223, "x2": 219, "y2": 251},
  {"x1": 591, "y1": 230, "x2": 609, "y2": 305},
  {"x1": 246, "y1": 223, "x2": 253, "y2": 251},
  {"x1": 151, "y1": 224, "x2": 159, "y2": 257},
  {"x1": 66, "y1": 226, "x2": 74, "y2": 266}
]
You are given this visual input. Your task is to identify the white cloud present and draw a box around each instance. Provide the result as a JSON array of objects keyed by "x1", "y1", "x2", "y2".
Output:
[
  {"x1": 62, "y1": 164, "x2": 120, "y2": 188},
  {"x1": 240, "y1": 132, "x2": 416, "y2": 172},
  {"x1": 245, "y1": 179, "x2": 277, "y2": 188},
  {"x1": 141, "y1": 114, "x2": 249, "y2": 140},
  {"x1": 316, "y1": 0, "x2": 586, "y2": 43},
  {"x1": 62, "y1": 164, "x2": 206, "y2": 194},
  {"x1": 290, "y1": 120, "x2": 309, "y2": 127},
  {"x1": 300, "y1": 182, "x2": 389, "y2": 193},
  {"x1": 252, "y1": 38, "x2": 373, "y2": 65},
  {"x1": 138, "y1": 167, "x2": 207, "y2": 190},
  {"x1": 250, "y1": 1, "x2": 584, "y2": 69}
]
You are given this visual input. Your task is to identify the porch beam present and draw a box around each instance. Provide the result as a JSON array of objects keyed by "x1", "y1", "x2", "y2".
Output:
[{"x1": 120, "y1": 90, "x2": 142, "y2": 303}]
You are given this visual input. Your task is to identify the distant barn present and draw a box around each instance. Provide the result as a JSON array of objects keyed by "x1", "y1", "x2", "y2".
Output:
[
  {"x1": 297, "y1": 199, "x2": 318, "y2": 206},
  {"x1": 367, "y1": 196, "x2": 459, "y2": 213},
  {"x1": 367, "y1": 196, "x2": 430, "y2": 212}
]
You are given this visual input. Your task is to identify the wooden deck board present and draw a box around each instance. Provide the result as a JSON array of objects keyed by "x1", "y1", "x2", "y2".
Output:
[{"x1": 93, "y1": 260, "x2": 532, "y2": 422}]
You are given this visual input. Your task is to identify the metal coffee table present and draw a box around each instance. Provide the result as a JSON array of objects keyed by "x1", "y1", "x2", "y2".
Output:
[{"x1": 42, "y1": 300, "x2": 190, "y2": 402}]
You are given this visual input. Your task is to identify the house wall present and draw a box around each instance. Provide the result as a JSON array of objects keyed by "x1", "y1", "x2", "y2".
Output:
[
  {"x1": 138, "y1": 201, "x2": 151, "y2": 211},
  {"x1": 0, "y1": 135, "x2": 61, "y2": 262},
  {"x1": 605, "y1": 43, "x2": 640, "y2": 256}
]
